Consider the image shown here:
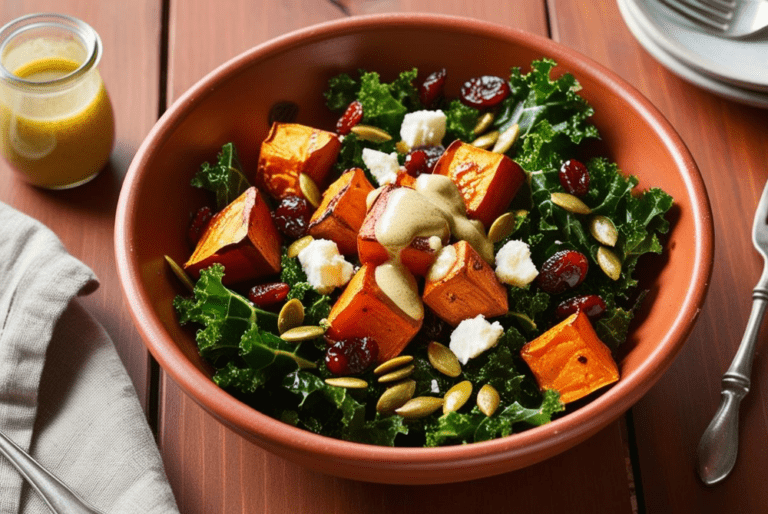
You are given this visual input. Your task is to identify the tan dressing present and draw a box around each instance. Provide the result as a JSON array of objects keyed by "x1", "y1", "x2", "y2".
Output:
[
  {"x1": 371, "y1": 175, "x2": 494, "y2": 319},
  {"x1": 375, "y1": 262, "x2": 424, "y2": 320},
  {"x1": 374, "y1": 187, "x2": 450, "y2": 253},
  {"x1": 414, "y1": 174, "x2": 494, "y2": 263}
]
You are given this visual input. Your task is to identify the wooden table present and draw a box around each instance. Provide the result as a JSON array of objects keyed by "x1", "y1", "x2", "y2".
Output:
[{"x1": 1, "y1": 1, "x2": 766, "y2": 512}]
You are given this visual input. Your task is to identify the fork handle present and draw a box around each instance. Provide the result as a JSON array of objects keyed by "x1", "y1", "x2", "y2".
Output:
[
  {"x1": 0, "y1": 429, "x2": 103, "y2": 514},
  {"x1": 696, "y1": 288, "x2": 768, "y2": 485}
]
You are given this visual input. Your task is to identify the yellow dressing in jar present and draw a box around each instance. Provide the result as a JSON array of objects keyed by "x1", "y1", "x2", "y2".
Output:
[{"x1": 0, "y1": 14, "x2": 114, "y2": 189}]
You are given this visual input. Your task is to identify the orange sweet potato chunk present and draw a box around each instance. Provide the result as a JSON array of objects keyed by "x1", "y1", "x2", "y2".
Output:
[
  {"x1": 432, "y1": 140, "x2": 525, "y2": 228},
  {"x1": 184, "y1": 187, "x2": 281, "y2": 284},
  {"x1": 520, "y1": 311, "x2": 619, "y2": 404},
  {"x1": 357, "y1": 185, "x2": 447, "y2": 277},
  {"x1": 308, "y1": 168, "x2": 373, "y2": 256},
  {"x1": 423, "y1": 241, "x2": 508, "y2": 326},
  {"x1": 326, "y1": 263, "x2": 422, "y2": 362},
  {"x1": 256, "y1": 122, "x2": 341, "y2": 199}
]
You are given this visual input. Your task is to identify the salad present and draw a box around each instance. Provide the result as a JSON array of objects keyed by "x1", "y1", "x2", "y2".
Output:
[{"x1": 170, "y1": 59, "x2": 673, "y2": 447}]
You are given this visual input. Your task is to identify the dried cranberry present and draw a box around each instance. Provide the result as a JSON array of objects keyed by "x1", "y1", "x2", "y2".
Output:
[
  {"x1": 559, "y1": 159, "x2": 590, "y2": 197},
  {"x1": 336, "y1": 100, "x2": 363, "y2": 135},
  {"x1": 556, "y1": 295, "x2": 607, "y2": 320},
  {"x1": 419, "y1": 68, "x2": 447, "y2": 108},
  {"x1": 537, "y1": 250, "x2": 589, "y2": 294},
  {"x1": 404, "y1": 149, "x2": 428, "y2": 177},
  {"x1": 411, "y1": 145, "x2": 445, "y2": 173},
  {"x1": 460, "y1": 75, "x2": 510, "y2": 109},
  {"x1": 248, "y1": 282, "x2": 290, "y2": 307},
  {"x1": 187, "y1": 206, "x2": 214, "y2": 247},
  {"x1": 272, "y1": 195, "x2": 312, "y2": 239},
  {"x1": 325, "y1": 337, "x2": 379, "y2": 375}
]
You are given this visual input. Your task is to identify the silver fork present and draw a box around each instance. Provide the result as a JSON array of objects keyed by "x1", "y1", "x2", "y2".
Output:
[
  {"x1": 0, "y1": 428, "x2": 103, "y2": 513},
  {"x1": 659, "y1": 0, "x2": 768, "y2": 38},
  {"x1": 696, "y1": 178, "x2": 768, "y2": 485}
]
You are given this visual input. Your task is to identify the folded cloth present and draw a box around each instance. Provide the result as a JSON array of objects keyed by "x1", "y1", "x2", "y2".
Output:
[{"x1": 0, "y1": 203, "x2": 179, "y2": 514}]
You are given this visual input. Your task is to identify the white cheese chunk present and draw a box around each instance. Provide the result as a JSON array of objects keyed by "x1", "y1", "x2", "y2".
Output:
[
  {"x1": 297, "y1": 239, "x2": 354, "y2": 295},
  {"x1": 426, "y1": 244, "x2": 457, "y2": 282},
  {"x1": 495, "y1": 240, "x2": 538, "y2": 288},
  {"x1": 449, "y1": 314, "x2": 504, "y2": 364},
  {"x1": 361, "y1": 148, "x2": 399, "y2": 186},
  {"x1": 399, "y1": 110, "x2": 446, "y2": 148}
]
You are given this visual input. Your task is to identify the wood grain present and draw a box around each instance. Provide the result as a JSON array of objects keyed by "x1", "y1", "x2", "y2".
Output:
[
  {"x1": 550, "y1": 0, "x2": 768, "y2": 512},
  {"x1": 160, "y1": 1, "x2": 634, "y2": 512},
  {"x1": 0, "y1": 1, "x2": 162, "y2": 410}
]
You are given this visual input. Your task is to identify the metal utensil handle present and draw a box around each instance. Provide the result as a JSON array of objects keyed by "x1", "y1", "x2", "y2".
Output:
[
  {"x1": 0, "y1": 429, "x2": 103, "y2": 514},
  {"x1": 696, "y1": 286, "x2": 768, "y2": 486}
]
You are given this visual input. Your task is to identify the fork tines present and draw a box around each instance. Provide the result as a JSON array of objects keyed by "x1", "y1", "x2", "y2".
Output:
[{"x1": 661, "y1": 0, "x2": 735, "y2": 31}]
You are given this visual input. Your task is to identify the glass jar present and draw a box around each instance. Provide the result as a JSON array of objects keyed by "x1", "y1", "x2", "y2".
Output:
[{"x1": 0, "y1": 13, "x2": 114, "y2": 189}]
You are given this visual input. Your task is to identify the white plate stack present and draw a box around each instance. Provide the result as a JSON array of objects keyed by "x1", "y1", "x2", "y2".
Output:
[{"x1": 618, "y1": 0, "x2": 768, "y2": 108}]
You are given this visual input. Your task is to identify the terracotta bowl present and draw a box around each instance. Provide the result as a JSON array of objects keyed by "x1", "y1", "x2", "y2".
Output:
[{"x1": 115, "y1": 13, "x2": 713, "y2": 484}]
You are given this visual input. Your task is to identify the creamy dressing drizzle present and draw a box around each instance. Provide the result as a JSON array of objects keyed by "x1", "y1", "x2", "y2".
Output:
[
  {"x1": 374, "y1": 262, "x2": 424, "y2": 320},
  {"x1": 370, "y1": 174, "x2": 494, "y2": 319},
  {"x1": 414, "y1": 174, "x2": 494, "y2": 263}
]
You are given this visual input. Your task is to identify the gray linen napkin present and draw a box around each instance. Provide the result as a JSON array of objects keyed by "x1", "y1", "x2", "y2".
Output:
[{"x1": 0, "y1": 202, "x2": 178, "y2": 514}]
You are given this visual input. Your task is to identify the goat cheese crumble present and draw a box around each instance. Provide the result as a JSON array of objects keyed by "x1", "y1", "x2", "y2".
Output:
[
  {"x1": 361, "y1": 148, "x2": 399, "y2": 186},
  {"x1": 495, "y1": 240, "x2": 538, "y2": 288},
  {"x1": 449, "y1": 314, "x2": 504, "y2": 364},
  {"x1": 297, "y1": 239, "x2": 354, "y2": 294},
  {"x1": 400, "y1": 110, "x2": 446, "y2": 148}
]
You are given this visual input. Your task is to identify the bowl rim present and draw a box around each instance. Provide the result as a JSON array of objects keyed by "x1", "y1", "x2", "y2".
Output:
[{"x1": 115, "y1": 12, "x2": 714, "y2": 475}]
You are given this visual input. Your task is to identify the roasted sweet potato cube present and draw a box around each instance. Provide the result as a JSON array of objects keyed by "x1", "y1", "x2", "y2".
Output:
[
  {"x1": 184, "y1": 187, "x2": 281, "y2": 284},
  {"x1": 308, "y1": 168, "x2": 374, "y2": 256},
  {"x1": 432, "y1": 140, "x2": 525, "y2": 228},
  {"x1": 256, "y1": 122, "x2": 341, "y2": 199},
  {"x1": 422, "y1": 241, "x2": 508, "y2": 326},
  {"x1": 357, "y1": 185, "x2": 448, "y2": 276},
  {"x1": 520, "y1": 311, "x2": 619, "y2": 404},
  {"x1": 326, "y1": 263, "x2": 423, "y2": 362}
]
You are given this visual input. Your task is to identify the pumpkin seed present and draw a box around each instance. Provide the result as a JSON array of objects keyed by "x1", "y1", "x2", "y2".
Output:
[
  {"x1": 443, "y1": 380, "x2": 472, "y2": 414},
  {"x1": 395, "y1": 140, "x2": 410, "y2": 154},
  {"x1": 164, "y1": 255, "x2": 194, "y2": 292},
  {"x1": 299, "y1": 173, "x2": 321, "y2": 208},
  {"x1": 287, "y1": 235, "x2": 314, "y2": 259},
  {"x1": 325, "y1": 377, "x2": 368, "y2": 389},
  {"x1": 427, "y1": 341, "x2": 461, "y2": 378},
  {"x1": 477, "y1": 384, "x2": 500, "y2": 416},
  {"x1": 278, "y1": 298, "x2": 304, "y2": 334},
  {"x1": 378, "y1": 363, "x2": 415, "y2": 384},
  {"x1": 551, "y1": 192, "x2": 591, "y2": 215},
  {"x1": 488, "y1": 212, "x2": 517, "y2": 244},
  {"x1": 280, "y1": 325, "x2": 325, "y2": 342},
  {"x1": 395, "y1": 396, "x2": 444, "y2": 419},
  {"x1": 376, "y1": 379, "x2": 416, "y2": 413},
  {"x1": 473, "y1": 112, "x2": 495, "y2": 135},
  {"x1": 597, "y1": 246, "x2": 622, "y2": 281},
  {"x1": 509, "y1": 311, "x2": 537, "y2": 332},
  {"x1": 350, "y1": 124, "x2": 392, "y2": 142},
  {"x1": 492, "y1": 123, "x2": 520, "y2": 154},
  {"x1": 373, "y1": 355, "x2": 414, "y2": 376},
  {"x1": 589, "y1": 215, "x2": 618, "y2": 247},
  {"x1": 471, "y1": 130, "x2": 499, "y2": 150}
]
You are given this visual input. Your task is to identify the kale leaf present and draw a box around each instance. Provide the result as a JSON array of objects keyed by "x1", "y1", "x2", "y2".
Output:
[
  {"x1": 173, "y1": 264, "x2": 314, "y2": 378},
  {"x1": 444, "y1": 99, "x2": 479, "y2": 143},
  {"x1": 190, "y1": 142, "x2": 251, "y2": 210},
  {"x1": 495, "y1": 59, "x2": 599, "y2": 170},
  {"x1": 280, "y1": 249, "x2": 332, "y2": 325},
  {"x1": 425, "y1": 390, "x2": 564, "y2": 446},
  {"x1": 323, "y1": 72, "x2": 360, "y2": 112}
]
